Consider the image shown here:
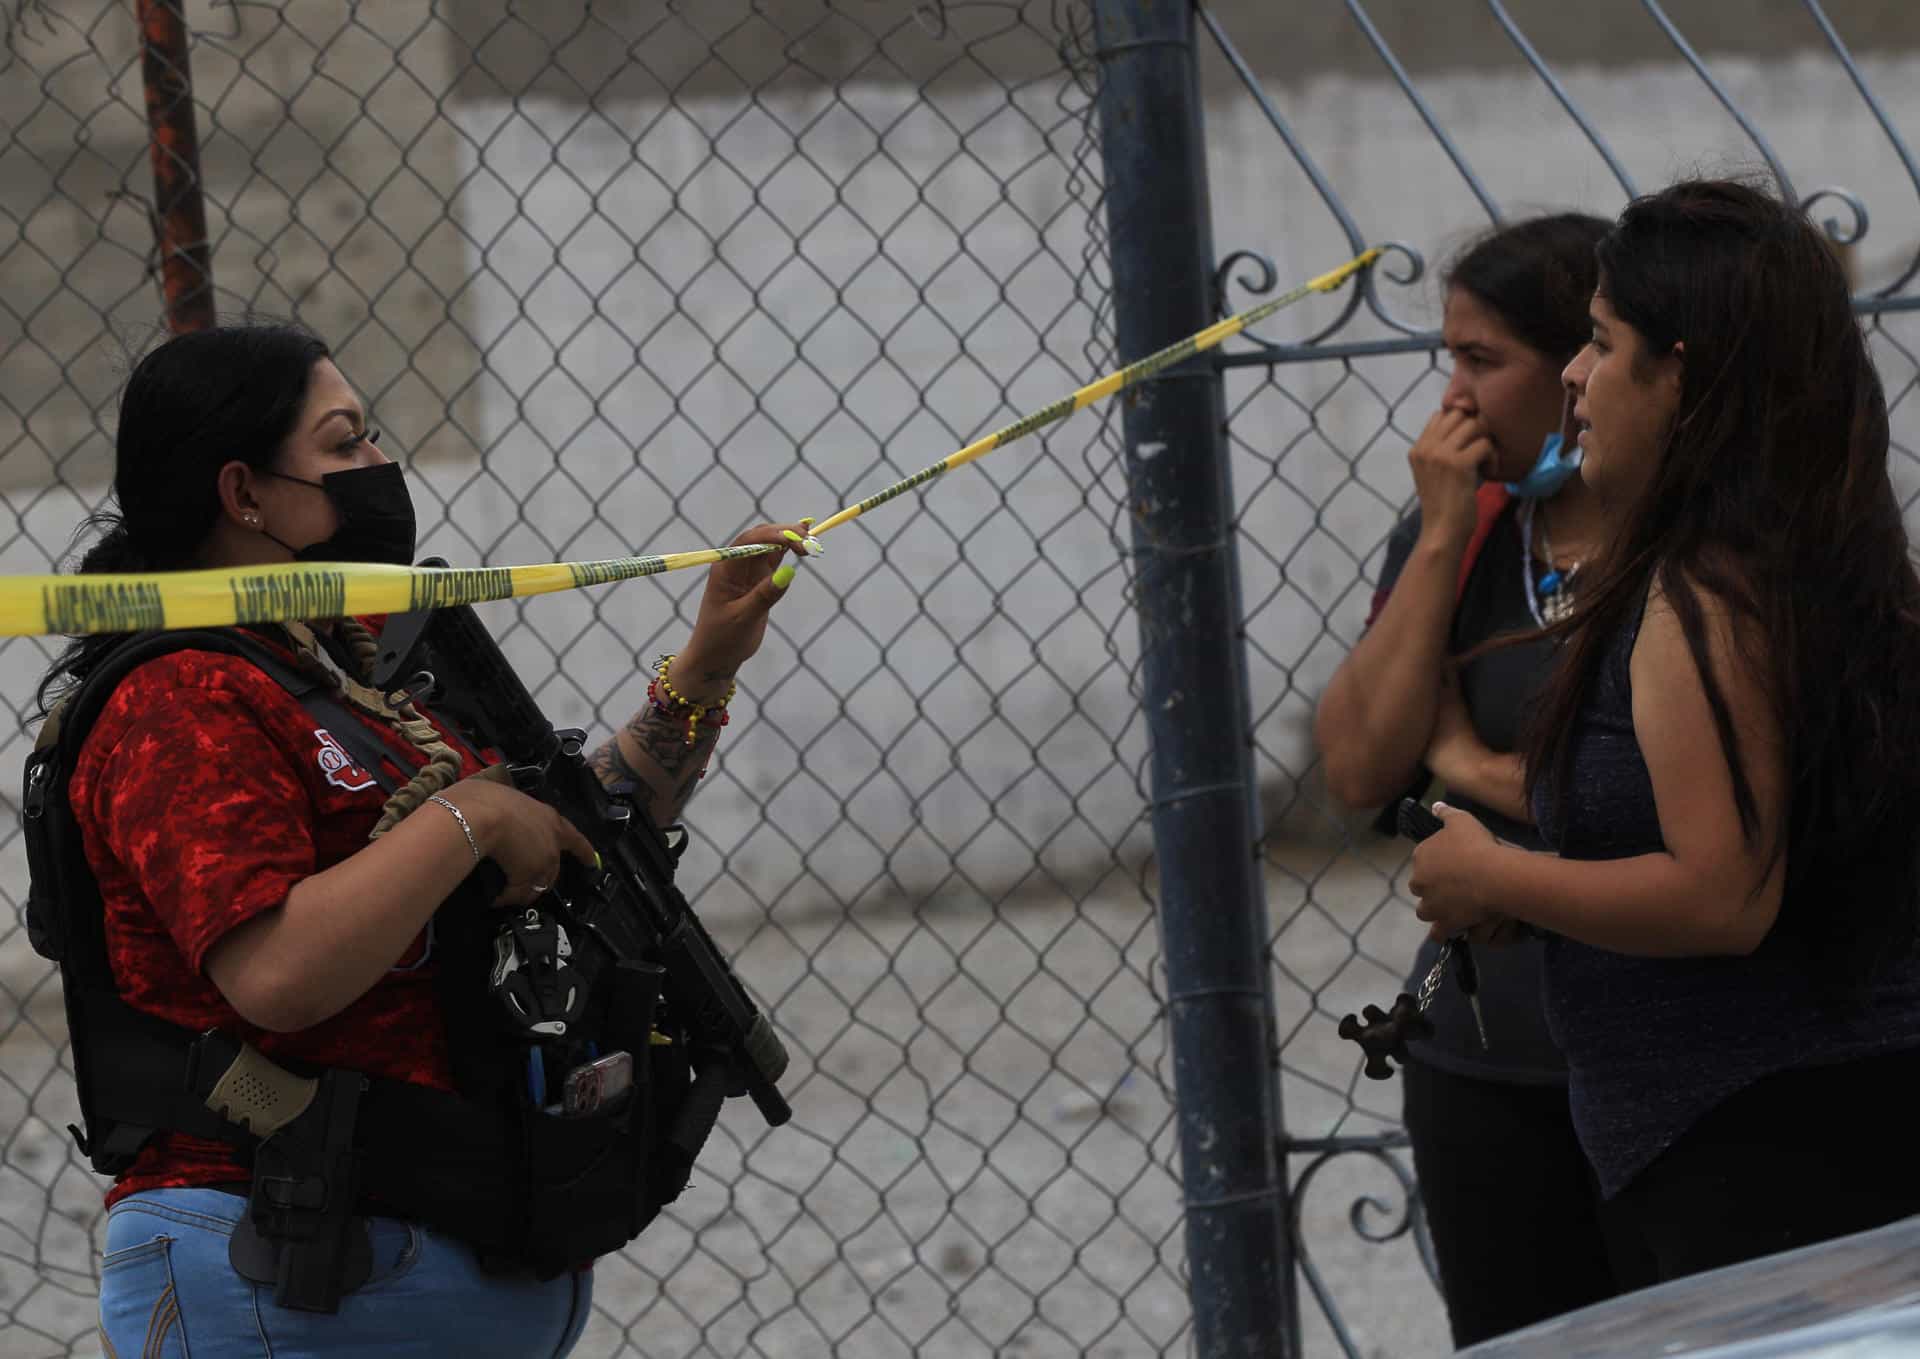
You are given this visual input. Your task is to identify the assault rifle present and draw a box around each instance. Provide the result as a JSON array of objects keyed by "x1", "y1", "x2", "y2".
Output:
[{"x1": 371, "y1": 565, "x2": 791, "y2": 1130}]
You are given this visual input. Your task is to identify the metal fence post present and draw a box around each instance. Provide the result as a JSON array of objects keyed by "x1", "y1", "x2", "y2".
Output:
[
  {"x1": 1090, "y1": 2, "x2": 1292, "y2": 1354},
  {"x1": 137, "y1": 0, "x2": 215, "y2": 332}
]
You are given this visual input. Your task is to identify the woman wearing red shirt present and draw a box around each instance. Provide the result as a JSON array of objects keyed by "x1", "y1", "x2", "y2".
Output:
[{"x1": 43, "y1": 322, "x2": 810, "y2": 1357}]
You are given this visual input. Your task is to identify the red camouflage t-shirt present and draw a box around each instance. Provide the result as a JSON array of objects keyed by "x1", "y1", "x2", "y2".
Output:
[{"x1": 66, "y1": 627, "x2": 488, "y2": 1206}]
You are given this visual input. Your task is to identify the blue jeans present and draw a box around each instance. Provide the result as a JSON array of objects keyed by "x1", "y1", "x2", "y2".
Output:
[{"x1": 99, "y1": 1187, "x2": 593, "y2": 1358}]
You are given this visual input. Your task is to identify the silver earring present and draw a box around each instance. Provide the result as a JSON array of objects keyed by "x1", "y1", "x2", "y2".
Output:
[{"x1": 245, "y1": 513, "x2": 261, "y2": 527}]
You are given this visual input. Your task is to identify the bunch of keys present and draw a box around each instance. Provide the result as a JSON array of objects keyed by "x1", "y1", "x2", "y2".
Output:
[{"x1": 1336, "y1": 798, "x2": 1487, "y2": 1080}]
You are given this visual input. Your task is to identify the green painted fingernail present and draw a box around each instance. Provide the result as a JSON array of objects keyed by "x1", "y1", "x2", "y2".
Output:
[
  {"x1": 772, "y1": 562, "x2": 796, "y2": 590},
  {"x1": 781, "y1": 529, "x2": 804, "y2": 544}
]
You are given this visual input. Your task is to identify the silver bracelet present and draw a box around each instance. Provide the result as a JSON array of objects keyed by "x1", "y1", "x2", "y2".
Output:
[{"x1": 427, "y1": 794, "x2": 481, "y2": 864}]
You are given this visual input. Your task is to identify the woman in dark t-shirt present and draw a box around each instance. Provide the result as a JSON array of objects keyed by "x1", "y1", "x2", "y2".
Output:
[
  {"x1": 1410, "y1": 179, "x2": 1920, "y2": 1292},
  {"x1": 1315, "y1": 213, "x2": 1617, "y2": 1347}
]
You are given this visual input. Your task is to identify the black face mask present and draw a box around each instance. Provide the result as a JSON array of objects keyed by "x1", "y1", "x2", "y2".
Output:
[{"x1": 262, "y1": 461, "x2": 417, "y2": 566}]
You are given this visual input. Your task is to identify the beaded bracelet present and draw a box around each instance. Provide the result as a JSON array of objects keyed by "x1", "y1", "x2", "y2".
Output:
[
  {"x1": 652, "y1": 653, "x2": 736, "y2": 745},
  {"x1": 647, "y1": 678, "x2": 731, "y2": 742}
]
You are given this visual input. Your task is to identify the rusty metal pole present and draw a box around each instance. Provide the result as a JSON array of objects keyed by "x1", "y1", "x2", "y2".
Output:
[{"x1": 137, "y1": 0, "x2": 215, "y2": 332}]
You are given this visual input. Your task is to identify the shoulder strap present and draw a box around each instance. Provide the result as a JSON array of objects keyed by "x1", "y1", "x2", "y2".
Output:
[
  {"x1": 1456, "y1": 483, "x2": 1513, "y2": 600},
  {"x1": 42, "y1": 627, "x2": 315, "y2": 751},
  {"x1": 74, "y1": 628, "x2": 404, "y2": 797},
  {"x1": 1363, "y1": 484, "x2": 1514, "y2": 629}
]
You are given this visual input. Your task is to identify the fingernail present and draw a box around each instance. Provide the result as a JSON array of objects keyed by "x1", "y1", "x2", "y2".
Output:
[
  {"x1": 801, "y1": 535, "x2": 823, "y2": 556},
  {"x1": 594, "y1": 851, "x2": 603, "y2": 871},
  {"x1": 772, "y1": 562, "x2": 796, "y2": 590},
  {"x1": 781, "y1": 529, "x2": 805, "y2": 545},
  {"x1": 799, "y1": 516, "x2": 814, "y2": 529}
]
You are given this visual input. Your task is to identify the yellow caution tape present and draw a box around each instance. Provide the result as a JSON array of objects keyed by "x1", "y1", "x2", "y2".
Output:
[
  {"x1": 0, "y1": 544, "x2": 777, "y2": 638},
  {"x1": 3, "y1": 249, "x2": 1379, "y2": 638}
]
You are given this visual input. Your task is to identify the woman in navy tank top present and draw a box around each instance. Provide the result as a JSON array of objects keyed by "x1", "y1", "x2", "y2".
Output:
[{"x1": 1408, "y1": 178, "x2": 1920, "y2": 1292}]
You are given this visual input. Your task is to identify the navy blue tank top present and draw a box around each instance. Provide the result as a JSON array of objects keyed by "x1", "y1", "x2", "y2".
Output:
[{"x1": 1533, "y1": 583, "x2": 1920, "y2": 1197}]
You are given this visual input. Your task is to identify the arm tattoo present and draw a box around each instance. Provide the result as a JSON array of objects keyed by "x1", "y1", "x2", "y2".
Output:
[
  {"x1": 589, "y1": 702, "x2": 722, "y2": 824},
  {"x1": 587, "y1": 729, "x2": 650, "y2": 787}
]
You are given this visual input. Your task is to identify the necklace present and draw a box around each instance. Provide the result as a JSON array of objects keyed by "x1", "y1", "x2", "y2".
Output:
[{"x1": 1520, "y1": 500, "x2": 1580, "y2": 627}]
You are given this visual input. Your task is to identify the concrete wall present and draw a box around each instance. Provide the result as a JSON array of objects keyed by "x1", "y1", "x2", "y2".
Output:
[{"x1": 439, "y1": 0, "x2": 1920, "y2": 97}]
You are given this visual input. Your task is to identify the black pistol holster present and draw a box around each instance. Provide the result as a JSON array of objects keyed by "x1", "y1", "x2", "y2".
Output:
[
  {"x1": 184, "y1": 1030, "x2": 373, "y2": 1312},
  {"x1": 238, "y1": 1069, "x2": 370, "y2": 1311}
]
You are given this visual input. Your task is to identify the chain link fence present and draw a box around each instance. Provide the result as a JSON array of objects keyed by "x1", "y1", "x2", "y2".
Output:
[
  {"x1": 9, "y1": 1, "x2": 1920, "y2": 1356},
  {"x1": 0, "y1": 3, "x2": 1212, "y2": 1355}
]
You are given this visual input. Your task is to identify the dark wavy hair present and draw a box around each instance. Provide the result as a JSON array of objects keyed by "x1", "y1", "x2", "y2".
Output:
[
  {"x1": 1444, "y1": 211, "x2": 1612, "y2": 364},
  {"x1": 1524, "y1": 178, "x2": 1920, "y2": 988},
  {"x1": 36, "y1": 322, "x2": 331, "y2": 713}
]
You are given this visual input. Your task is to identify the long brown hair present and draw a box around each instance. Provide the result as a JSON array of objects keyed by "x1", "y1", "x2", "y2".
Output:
[{"x1": 1527, "y1": 179, "x2": 1920, "y2": 986}]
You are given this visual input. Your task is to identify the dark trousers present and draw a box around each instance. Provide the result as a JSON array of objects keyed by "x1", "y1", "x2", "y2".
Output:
[
  {"x1": 1402, "y1": 1059, "x2": 1617, "y2": 1350},
  {"x1": 1600, "y1": 1044, "x2": 1920, "y2": 1293}
]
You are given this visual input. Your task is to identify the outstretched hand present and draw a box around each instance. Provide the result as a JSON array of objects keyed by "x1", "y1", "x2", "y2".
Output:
[{"x1": 672, "y1": 520, "x2": 817, "y2": 696}]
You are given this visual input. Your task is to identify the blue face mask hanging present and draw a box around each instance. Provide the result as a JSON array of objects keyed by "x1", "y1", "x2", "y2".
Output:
[{"x1": 1503, "y1": 431, "x2": 1583, "y2": 499}]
